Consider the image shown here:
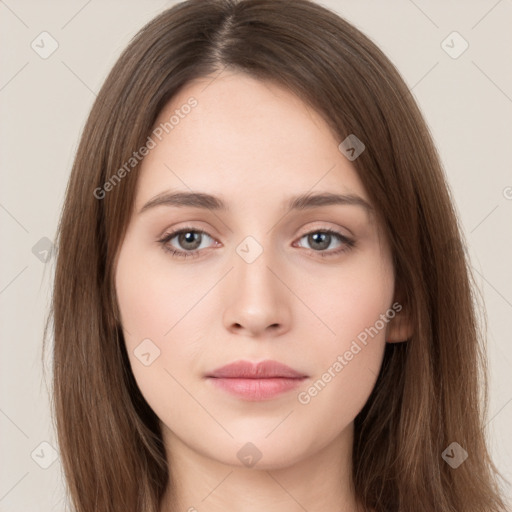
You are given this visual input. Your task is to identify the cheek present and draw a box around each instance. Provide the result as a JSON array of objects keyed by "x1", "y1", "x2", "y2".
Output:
[
  {"x1": 115, "y1": 239, "x2": 208, "y2": 405},
  {"x1": 115, "y1": 238, "x2": 204, "y2": 341},
  {"x1": 293, "y1": 250, "x2": 394, "y2": 418},
  {"x1": 298, "y1": 247, "x2": 394, "y2": 349}
]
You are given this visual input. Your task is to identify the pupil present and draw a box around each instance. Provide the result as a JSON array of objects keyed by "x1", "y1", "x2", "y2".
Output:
[
  {"x1": 310, "y1": 232, "x2": 329, "y2": 250},
  {"x1": 180, "y1": 231, "x2": 200, "y2": 249}
]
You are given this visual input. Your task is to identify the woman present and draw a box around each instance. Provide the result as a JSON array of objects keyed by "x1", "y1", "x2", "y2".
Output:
[{"x1": 43, "y1": 0, "x2": 510, "y2": 511}]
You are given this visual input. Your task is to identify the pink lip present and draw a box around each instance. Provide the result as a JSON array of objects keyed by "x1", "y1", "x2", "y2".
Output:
[{"x1": 206, "y1": 360, "x2": 308, "y2": 401}]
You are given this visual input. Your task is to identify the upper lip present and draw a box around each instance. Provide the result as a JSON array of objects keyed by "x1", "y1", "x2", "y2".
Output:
[{"x1": 207, "y1": 360, "x2": 307, "y2": 379}]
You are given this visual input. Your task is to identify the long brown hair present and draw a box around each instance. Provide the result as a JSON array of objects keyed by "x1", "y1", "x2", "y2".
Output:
[{"x1": 43, "y1": 0, "x2": 510, "y2": 510}]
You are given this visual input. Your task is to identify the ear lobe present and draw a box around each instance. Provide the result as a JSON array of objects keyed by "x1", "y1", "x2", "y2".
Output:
[{"x1": 385, "y1": 307, "x2": 413, "y2": 343}]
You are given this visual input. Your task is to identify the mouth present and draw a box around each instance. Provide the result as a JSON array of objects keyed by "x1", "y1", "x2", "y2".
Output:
[{"x1": 205, "y1": 359, "x2": 308, "y2": 401}]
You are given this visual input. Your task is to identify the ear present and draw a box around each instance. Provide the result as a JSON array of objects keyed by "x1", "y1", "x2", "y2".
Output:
[
  {"x1": 385, "y1": 305, "x2": 413, "y2": 343},
  {"x1": 386, "y1": 280, "x2": 413, "y2": 343}
]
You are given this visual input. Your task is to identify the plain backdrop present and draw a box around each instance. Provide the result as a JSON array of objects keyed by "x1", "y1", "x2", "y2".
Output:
[{"x1": 1, "y1": 1, "x2": 511, "y2": 510}]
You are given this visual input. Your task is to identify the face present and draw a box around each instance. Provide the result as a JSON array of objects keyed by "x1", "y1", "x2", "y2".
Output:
[{"x1": 115, "y1": 71, "x2": 399, "y2": 470}]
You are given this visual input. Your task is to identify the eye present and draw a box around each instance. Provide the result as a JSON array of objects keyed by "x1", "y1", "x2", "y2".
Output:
[
  {"x1": 294, "y1": 228, "x2": 355, "y2": 258},
  {"x1": 158, "y1": 227, "x2": 216, "y2": 259},
  {"x1": 158, "y1": 227, "x2": 355, "y2": 260}
]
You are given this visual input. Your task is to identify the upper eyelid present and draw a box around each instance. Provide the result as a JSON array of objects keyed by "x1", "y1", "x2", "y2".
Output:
[
  {"x1": 162, "y1": 225, "x2": 349, "y2": 236},
  {"x1": 162, "y1": 219, "x2": 353, "y2": 237}
]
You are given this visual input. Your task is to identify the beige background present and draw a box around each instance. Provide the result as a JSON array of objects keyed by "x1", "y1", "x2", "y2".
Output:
[{"x1": 1, "y1": 1, "x2": 511, "y2": 510}]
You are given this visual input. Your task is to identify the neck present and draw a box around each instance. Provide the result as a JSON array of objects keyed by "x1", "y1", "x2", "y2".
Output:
[{"x1": 159, "y1": 422, "x2": 364, "y2": 512}]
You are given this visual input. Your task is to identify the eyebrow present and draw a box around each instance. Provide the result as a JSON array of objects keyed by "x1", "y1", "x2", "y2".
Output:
[{"x1": 138, "y1": 190, "x2": 373, "y2": 215}]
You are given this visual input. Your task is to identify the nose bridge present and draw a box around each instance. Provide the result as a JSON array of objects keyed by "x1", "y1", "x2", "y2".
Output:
[{"x1": 233, "y1": 232, "x2": 278, "y2": 294}]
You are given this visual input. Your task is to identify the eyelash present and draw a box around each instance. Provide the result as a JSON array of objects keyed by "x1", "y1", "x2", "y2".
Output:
[{"x1": 157, "y1": 226, "x2": 355, "y2": 260}]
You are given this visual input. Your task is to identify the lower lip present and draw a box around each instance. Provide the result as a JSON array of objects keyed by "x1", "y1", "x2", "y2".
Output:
[{"x1": 207, "y1": 377, "x2": 307, "y2": 401}]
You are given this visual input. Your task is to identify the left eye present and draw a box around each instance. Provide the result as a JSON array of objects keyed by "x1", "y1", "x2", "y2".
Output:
[
  {"x1": 294, "y1": 229, "x2": 355, "y2": 257},
  {"x1": 296, "y1": 229, "x2": 349, "y2": 252}
]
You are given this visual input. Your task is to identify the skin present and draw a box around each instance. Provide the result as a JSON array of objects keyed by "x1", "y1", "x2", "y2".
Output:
[{"x1": 114, "y1": 71, "x2": 411, "y2": 512}]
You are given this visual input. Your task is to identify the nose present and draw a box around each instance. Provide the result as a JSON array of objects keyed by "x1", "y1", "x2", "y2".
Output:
[{"x1": 222, "y1": 243, "x2": 291, "y2": 338}]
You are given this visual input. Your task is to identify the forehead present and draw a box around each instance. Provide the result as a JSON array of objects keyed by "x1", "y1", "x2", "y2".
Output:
[{"x1": 134, "y1": 71, "x2": 370, "y2": 214}]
